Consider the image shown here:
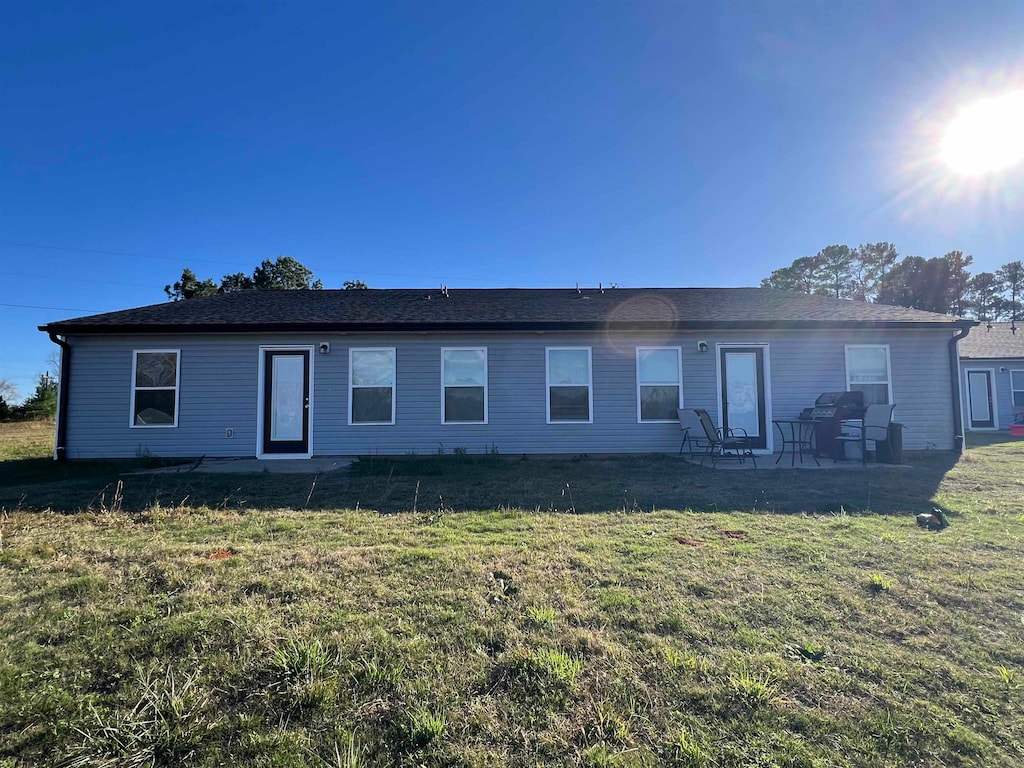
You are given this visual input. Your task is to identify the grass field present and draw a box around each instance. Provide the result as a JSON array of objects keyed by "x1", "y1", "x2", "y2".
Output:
[{"x1": 1, "y1": 423, "x2": 1022, "y2": 767}]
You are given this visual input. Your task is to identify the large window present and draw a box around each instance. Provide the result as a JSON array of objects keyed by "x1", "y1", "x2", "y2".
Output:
[
  {"x1": 636, "y1": 347, "x2": 682, "y2": 422},
  {"x1": 349, "y1": 348, "x2": 395, "y2": 425},
  {"x1": 442, "y1": 348, "x2": 487, "y2": 424},
  {"x1": 1012, "y1": 370, "x2": 1024, "y2": 408},
  {"x1": 131, "y1": 350, "x2": 179, "y2": 427},
  {"x1": 845, "y1": 345, "x2": 892, "y2": 405},
  {"x1": 546, "y1": 347, "x2": 592, "y2": 423}
]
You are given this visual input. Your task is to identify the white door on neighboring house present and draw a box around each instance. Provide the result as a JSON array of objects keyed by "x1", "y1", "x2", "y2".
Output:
[{"x1": 966, "y1": 369, "x2": 996, "y2": 429}]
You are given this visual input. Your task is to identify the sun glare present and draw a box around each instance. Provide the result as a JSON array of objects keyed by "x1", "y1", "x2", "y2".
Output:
[{"x1": 940, "y1": 90, "x2": 1024, "y2": 175}]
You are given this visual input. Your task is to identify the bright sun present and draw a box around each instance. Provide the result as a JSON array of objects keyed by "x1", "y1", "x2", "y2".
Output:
[{"x1": 940, "y1": 89, "x2": 1024, "y2": 176}]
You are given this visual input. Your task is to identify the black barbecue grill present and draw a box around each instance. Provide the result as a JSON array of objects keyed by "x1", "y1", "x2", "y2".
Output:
[{"x1": 808, "y1": 391, "x2": 865, "y2": 458}]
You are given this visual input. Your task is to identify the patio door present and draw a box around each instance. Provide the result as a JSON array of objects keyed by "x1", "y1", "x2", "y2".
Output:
[
  {"x1": 260, "y1": 348, "x2": 312, "y2": 456},
  {"x1": 719, "y1": 346, "x2": 768, "y2": 450},
  {"x1": 966, "y1": 369, "x2": 995, "y2": 429}
]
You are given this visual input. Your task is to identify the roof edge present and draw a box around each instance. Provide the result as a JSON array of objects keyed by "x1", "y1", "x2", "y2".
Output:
[{"x1": 40, "y1": 318, "x2": 977, "y2": 335}]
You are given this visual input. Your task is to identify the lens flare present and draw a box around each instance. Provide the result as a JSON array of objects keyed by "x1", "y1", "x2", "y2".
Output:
[{"x1": 940, "y1": 90, "x2": 1024, "y2": 175}]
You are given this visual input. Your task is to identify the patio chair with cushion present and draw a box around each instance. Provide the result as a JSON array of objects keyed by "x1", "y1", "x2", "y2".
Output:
[
  {"x1": 678, "y1": 408, "x2": 757, "y2": 468},
  {"x1": 835, "y1": 403, "x2": 895, "y2": 466}
]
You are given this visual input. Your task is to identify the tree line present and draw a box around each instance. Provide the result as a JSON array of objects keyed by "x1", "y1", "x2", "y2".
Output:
[
  {"x1": 164, "y1": 256, "x2": 367, "y2": 300},
  {"x1": 0, "y1": 374, "x2": 57, "y2": 421},
  {"x1": 761, "y1": 243, "x2": 1023, "y2": 320}
]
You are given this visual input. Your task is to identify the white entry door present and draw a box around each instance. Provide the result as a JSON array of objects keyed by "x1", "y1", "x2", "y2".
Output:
[{"x1": 966, "y1": 369, "x2": 995, "y2": 429}]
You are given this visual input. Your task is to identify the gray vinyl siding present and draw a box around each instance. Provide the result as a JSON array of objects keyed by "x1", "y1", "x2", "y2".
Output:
[
  {"x1": 62, "y1": 328, "x2": 958, "y2": 459},
  {"x1": 960, "y1": 358, "x2": 1024, "y2": 431}
]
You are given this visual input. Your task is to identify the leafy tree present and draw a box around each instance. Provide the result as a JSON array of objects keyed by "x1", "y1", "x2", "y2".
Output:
[
  {"x1": 875, "y1": 256, "x2": 958, "y2": 314},
  {"x1": 943, "y1": 251, "x2": 974, "y2": 316},
  {"x1": 219, "y1": 272, "x2": 255, "y2": 292},
  {"x1": 997, "y1": 260, "x2": 1024, "y2": 321},
  {"x1": 849, "y1": 242, "x2": 899, "y2": 301},
  {"x1": 343, "y1": 280, "x2": 369, "y2": 290},
  {"x1": 164, "y1": 268, "x2": 218, "y2": 301},
  {"x1": 967, "y1": 272, "x2": 1006, "y2": 320},
  {"x1": 19, "y1": 373, "x2": 57, "y2": 420},
  {"x1": 760, "y1": 256, "x2": 819, "y2": 294},
  {"x1": 252, "y1": 256, "x2": 323, "y2": 291},
  {"x1": 0, "y1": 379, "x2": 16, "y2": 421},
  {"x1": 813, "y1": 245, "x2": 853, "y2": 298},
  {"x1": 165, "y1": 257, "x2": 337, "y2": 300}
]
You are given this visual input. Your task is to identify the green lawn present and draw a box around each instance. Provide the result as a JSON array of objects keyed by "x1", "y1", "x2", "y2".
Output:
[{"x1": 1, "y1": 426, "x2": 1022, "y2": 767}]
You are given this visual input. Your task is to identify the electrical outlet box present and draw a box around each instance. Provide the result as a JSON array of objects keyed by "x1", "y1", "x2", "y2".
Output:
[{"x1": 225, "y1": 428, "x2": 233, "y2": 438}]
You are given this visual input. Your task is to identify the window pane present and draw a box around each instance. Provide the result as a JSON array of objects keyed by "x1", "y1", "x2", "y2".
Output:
[
  {"x1": 134, "y1": 389, "x2": 176, "y2": 425},
  {"x1": 352, "y1": 387, "x2": 393, "y2": 423},
  {"x1": 443, "y1": 349, "x2": 486, "y2": 386},
  {"x1": 136, "y1": 352, "x2": 177, "y2": 388},
  {"x1": 1012, "y1": 370, "x2": 1024, "y2": 392},
  {"x1": 548, "y1": 349, "x2": 589, "y2": 386},
  {"x1": 850, "y1": 383, "x2": 889, "y2": 406},
  {"x1": 444, "y1": 387, "x2": 485, "y2": 422},
  {"x1": 847, "y1": 347, "x2": 888, "y2": 383},
  {"x1": 640, "y1": 385, "x2": 679, "y2": 421},
  {"x1": 550, "y1": 386, "x2": 589, "y2": 421},
  {"x1": 638, "y1": 349, "x2": 679, "y2": 383},
  {"x1": 352, "y1": 350, "x2": 394, "y2": 386}
]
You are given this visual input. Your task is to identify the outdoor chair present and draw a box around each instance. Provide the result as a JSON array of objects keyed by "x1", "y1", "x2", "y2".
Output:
[
  {"x1": 835, "y1": 403, "x2": 895, "y2": 466},
  {"x1": 678, "y1": 408, "x2": 757, "y2": 468}
]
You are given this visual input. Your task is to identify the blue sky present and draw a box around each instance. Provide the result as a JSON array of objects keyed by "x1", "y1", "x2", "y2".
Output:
[{"x1": 3, "y1": 1, "x2": 1023, "y2": 400}]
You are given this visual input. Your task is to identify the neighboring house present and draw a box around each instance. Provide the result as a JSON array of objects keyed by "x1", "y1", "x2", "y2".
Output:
[
  {"x1": 958, "y1": 322, "x2": 1024, "y2": 432},
  {"x1": 40, "y1": 287, "x2": 975, "y2": 460}
]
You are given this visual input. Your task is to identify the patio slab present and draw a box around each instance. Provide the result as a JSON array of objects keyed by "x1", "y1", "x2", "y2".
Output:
[
  {"x1": 132, "y1": 456, "x2": 354, "y2": 475},
  {"x1": 683, "y1": 454, "x2": 912, "y2": 470}
]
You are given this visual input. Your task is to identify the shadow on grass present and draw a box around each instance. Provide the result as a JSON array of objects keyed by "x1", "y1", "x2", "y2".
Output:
[{"x1": 0, "y1": 450, "x2": 961, "y2": 516}]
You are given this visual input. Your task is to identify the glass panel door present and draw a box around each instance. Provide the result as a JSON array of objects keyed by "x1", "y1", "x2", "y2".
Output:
[
  {"x1": 262, "y1": 350, "x2": 311, "y2": 454},
  {"x1": 967, "y1": 370, "x2": 994, "y2": 428},
  {"x1": 720, "y1": 347, "x2": 767, "y2": 449}
]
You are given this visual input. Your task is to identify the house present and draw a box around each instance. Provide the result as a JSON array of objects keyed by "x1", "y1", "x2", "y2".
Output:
[
  {"x1": 958, "y1": 322, "x2": 1024, "y2": 432},
  {"x1": 39, "y1": 287, "x2": 975, "y2": 460}
]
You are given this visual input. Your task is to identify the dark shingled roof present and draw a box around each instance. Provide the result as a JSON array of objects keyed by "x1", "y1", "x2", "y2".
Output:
[
  {"x1": 39, "y1": 287, "x2": 973, "y2": 334},
  {"x1": 958, "y1": 322, "x2": 1024, "y2": 359}
]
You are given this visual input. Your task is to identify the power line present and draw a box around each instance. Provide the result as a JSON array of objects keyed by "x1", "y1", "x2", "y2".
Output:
[{"x1": 1, "y1": 302, "x2": 103, "y2": 313}]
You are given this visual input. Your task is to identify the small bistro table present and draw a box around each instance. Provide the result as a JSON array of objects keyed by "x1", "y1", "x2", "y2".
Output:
[{"x1": 772, "y1": 418, "x2": 820, "y2": 467}]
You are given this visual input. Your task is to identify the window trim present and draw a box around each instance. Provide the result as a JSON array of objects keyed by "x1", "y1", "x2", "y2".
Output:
[
  {"x1": 348, "y1": 347, "x2": 396, "y2": 426},
  {"x1": 129, "y1": 349, "x2": 180, "y2": 429},
  {"x1": 635, "y1": 346, "x2": 683, "y2": 423},
  {"x1": 545, "y1": 346, "x2": 593, "y2": 424},
  {"x1": 441, "y1": 347, "x2": 488, "y2": 425},
  {"x1": 1011, "y1": 369, "x2": 1024, "y2": 410},
  {"x1": 844, "y1": 344, "x2": 893, "y2": 404}
]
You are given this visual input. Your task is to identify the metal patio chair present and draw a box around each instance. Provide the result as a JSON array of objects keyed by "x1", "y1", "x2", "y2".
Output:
[
  {"x1": 835, "y1": 403, "x2": 895, "y2": 466},
  {"x1": 678, "y1": 408, "x2": 757, "y2": 468}
]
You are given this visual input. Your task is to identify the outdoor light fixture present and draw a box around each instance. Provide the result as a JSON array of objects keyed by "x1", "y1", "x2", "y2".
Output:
[
  {"x1": 697, "y1": 340, "x2": 709, "y2": 353},
  {"x1": 318, "y1": 342, "x2": 330, "y2": 354}
]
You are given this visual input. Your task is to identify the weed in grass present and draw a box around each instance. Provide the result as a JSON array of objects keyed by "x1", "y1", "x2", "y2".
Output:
[
  {"x1": 660, "y1": 646, "x2": 699, "y2": 672},
  {"x1": 64, "y1": 666, "x2": 211, "y2": 768},
  {"x1": 727, "y1": 666, "x2": 780, "y2": 709},
  {"x1": 996, "y1": 665, "x2": 1020, "y2": 692},
  {"x1": 351, "y1": 654, "x2": 405, "y2": 692},
  {"x1": 669, "y1": 729, "x2": 711, "y2": 767},
  {"x1": 270, "y1": 636, "x2": 338, "y2": 684},
  {"x1": 527, "y1": 605, "x2": 558, "y2": 627},
  {"x1": 407, "y1": 707, "x2": 446, "y2": 747},
  {"x1": 536, "y1": 648, "x2": 583, "y2": 684},
  {"x1": 868, "y1": 573, "x2": 893, "y2": 593},
  {"x1": 322, "y1": 733, "x2": 364, "y2": 768}
]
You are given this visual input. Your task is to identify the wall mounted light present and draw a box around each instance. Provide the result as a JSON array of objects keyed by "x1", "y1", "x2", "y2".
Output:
[
  {"x1": 318, "y1": 342, "x2": 330, "y2": 355},
  {"x1": 697, "y1": 340, "x2": 709, "y2": 353}
]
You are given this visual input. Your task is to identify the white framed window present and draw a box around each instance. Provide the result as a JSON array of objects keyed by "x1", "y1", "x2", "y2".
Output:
[
  {"x1": 546, "y1": 347, "x2": 593, "y2": 423},
  {"x1": 131, "y1": 350, "x2": 180, "y2": 427},
  {"x1": 349, "y1": 348, "x2": 396, "y2": 425},
  {"x1": 442, "y1": 348, "x2": 488, "y2": 424},
  {"x1": 636, "y1": 346, "x2": 682, "y2": 422},
  {"x1": 1012, "y1": 370, "x2": 1024, "y2": 409},
  {"x1": 845, "y1": 345, "x2": 892, "y2": 405}
]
